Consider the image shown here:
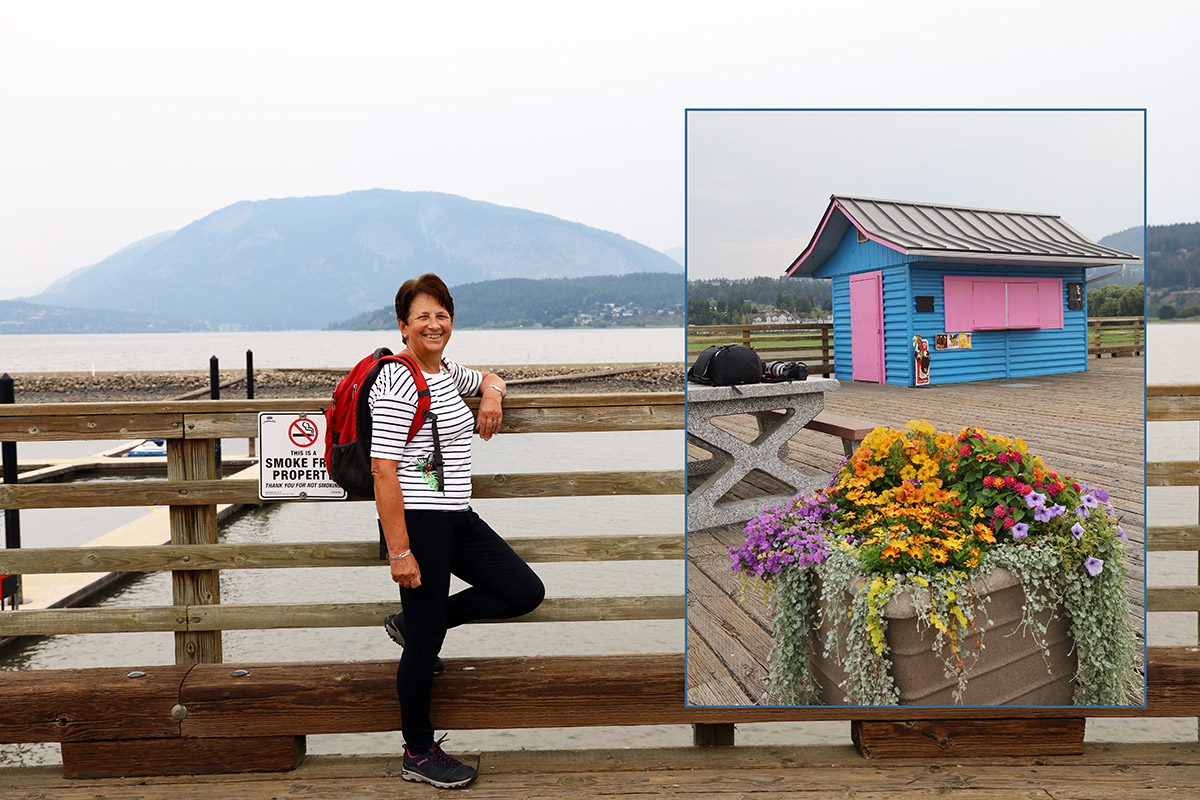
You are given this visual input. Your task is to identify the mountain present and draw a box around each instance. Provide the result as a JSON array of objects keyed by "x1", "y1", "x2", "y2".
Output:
[
  {"x1": 0, "y1": 299, "x2": 207, "y2": 334},
  {"x1": 662, "y1": 245, "x2": 684, "y2": 266},
  {"x1": 32, "y1": 190, "x2": 681, "y2": 330},
  {"x1": 331, "y1": 272, "x2": 684, "y2": 330},
  {"x1": 1090, "y1": 226, "x2": 1146, "y2": 287}
]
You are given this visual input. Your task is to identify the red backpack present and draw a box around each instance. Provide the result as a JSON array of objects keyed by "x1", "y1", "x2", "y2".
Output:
[{"x1": 324, "y1": 347, "x2": 445, "y2": 501}]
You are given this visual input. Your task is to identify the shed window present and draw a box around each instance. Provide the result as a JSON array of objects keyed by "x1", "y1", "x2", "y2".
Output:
[{"x1": 943, "y1": 276, "x2": 1064, "y2": 332}]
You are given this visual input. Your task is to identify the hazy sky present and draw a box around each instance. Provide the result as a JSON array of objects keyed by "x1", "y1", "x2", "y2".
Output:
[
  {"x1": 1, "y1": 2, "x2": 1195, "y2": 299},
  {"x1": 688, "y1": 110, "x2": 1145, "y2": 280}
]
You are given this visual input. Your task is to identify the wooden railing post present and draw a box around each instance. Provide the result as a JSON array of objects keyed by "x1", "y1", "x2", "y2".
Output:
[
  {"x1": 822, "y1": 324, "x2": 831, "y2": 374},
  {"x1": 167, "y1": 438, "x2": 222, "y2": 664}
]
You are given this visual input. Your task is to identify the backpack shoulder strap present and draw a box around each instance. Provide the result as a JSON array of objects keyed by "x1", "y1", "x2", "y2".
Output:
[{"x1": 392, "y1": 353, "x2": 432, "y2": 445}]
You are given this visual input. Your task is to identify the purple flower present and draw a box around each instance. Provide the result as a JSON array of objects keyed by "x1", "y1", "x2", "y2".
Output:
[
  {"x1": 1117, "y1": 524, "x2": 1128, "y2": 543},
  {"x1": 1033, "y1": 505, "x2": 1053, "y2": 522},
  {"x1": 1071, "y1": 522, "x2": 1085, "y2": 540},
  {"x1": 1081, "y1": 494, "x2": 1099, "y2": 509},
  {"x1": 1024, "y1": 491, "x2": 1046, "y2": 509},
  {"x1": 1084, "y1": 556, "x2": 1104, "y2": 577},
  {"x1": 1076, "y1": 504, "x2": 1090, "y2": 520},
  {"x1": 1092, "y1": 488, "x2": 1109, "y2": 502},
  {"x1": 1011, "y1": 523, "x2": 1029, "y2": 539},
  {"x1": 1049, "y1": 504, "x2": 1066, "y2": 518}
]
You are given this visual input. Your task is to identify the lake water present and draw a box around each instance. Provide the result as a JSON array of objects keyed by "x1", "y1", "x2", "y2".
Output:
[
  {"x1": 0, "y1": 327, "x2": 684, "y2": 373},
  {"x1": 1, "y1": 325, "x2": 1197, "y2": 766}
]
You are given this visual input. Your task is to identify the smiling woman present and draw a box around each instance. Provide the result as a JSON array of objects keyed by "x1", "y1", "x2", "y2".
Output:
[{"x1": 368, "y1": 273, "x2": 545, "y2": 789}]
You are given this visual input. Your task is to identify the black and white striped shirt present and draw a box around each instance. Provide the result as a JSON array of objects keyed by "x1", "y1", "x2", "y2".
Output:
[{"x1": 367, "y1": 357, "x2": 483, "y2": 511}]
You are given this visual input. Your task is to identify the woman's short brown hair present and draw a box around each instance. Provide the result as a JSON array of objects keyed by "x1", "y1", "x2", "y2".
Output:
[{"x1": 395, "y1": 273, "x2": 455, "y2": 323}]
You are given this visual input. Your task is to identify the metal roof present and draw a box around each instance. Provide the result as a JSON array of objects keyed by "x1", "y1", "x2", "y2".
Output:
[{"x1": 786, "y1": 195, "x2": 1141, "y2": 276}]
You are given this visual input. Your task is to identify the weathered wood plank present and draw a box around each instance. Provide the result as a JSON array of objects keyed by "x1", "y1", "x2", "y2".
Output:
[
  {"x1": 1147, "y1": 460, "x2": 1200, "y2": 486},
  {"x1": 60, "y1": 735, "x2": 305, "y2": 779},
  {"x1": 0, "y1": 534, "x2": 684, "y2": 575},
  {"x1": 0, "y1": 413, "x2": 185, "y2": 441},
  {"x1": 187, "y1": 595, "x2": 683, "y2": 631},
  {"x1": 167, "y1": 438, "x2": 222, "y2": 666},
  {"x1": 0, "y1": 665, "x2": 188, "y2": 743},
  {"x1": 0, "y1": 595, "x2": 684, "y2": 637},
  {"x1": 0, "y1": 469, "x2": 684, "y2": 509},
  {"x1": 0, "y1": 648, "x2": 1196, "y2": 752},
  {"x1": 685, "y1": 631, "x2": 755, "y2": 707},
  {"x1": 685, "y1": 560, "x2": 771, "y2": 703},
  {"x1": 1147, "y1": 525, "x2": 1200, "y2": 551},
  {"x1": 0, "y1": 480, "x2": 247, "y2": 509},
  {"x1": 6, "y1": 746, "x2": 1200, "y2": 799},
  {"x1": 851, "y1": 718, "x2": 1085, "y2": 758},
  {"x1": 178, "y1": 655, "x2": 693, "y2": 736},
  {"x1": 0, "y1": 605, "x2": 188, "y2": 635},
  {"x1": 473, "y1": 469, "x2": 683, "y2": 498},
  {"x1": 1148, "y1": 393, "x2": 1200, "y2": 421},
  {"x1": 185, "y1": 403, "x2": 684, "y2": 438},
  {"x1": 1147, "y1": 586, "x2": 1200, "y2": 612}
]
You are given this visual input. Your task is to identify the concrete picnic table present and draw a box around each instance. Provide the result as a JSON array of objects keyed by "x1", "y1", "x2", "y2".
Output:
[{"x1": 687, "y1": 377, "x2": 840, "y2": 532}]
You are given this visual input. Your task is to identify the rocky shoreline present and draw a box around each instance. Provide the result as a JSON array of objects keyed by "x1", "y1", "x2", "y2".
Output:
[{"x1": 7, "y1": 363, "x2": 684, "y2": 404}]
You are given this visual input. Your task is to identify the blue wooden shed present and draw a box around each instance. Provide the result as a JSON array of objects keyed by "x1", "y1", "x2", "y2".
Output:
[{"x1": 786, "y1": 196, "x2": 1140, "y2": 387}]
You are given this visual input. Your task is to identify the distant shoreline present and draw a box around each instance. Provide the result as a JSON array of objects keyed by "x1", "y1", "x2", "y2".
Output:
[{"x1": 7, "y1": 364, "x2": 684, "y2": 404}]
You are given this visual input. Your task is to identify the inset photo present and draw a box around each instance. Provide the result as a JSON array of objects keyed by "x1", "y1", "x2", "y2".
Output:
[{"x1": 685, "y1": 109, "x2": 1145, "y2": 707}]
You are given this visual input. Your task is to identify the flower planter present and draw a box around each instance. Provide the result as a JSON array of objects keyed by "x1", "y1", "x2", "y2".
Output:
[{"x1": 811, "y1": 568, "x2": 1077, "y2": 706}]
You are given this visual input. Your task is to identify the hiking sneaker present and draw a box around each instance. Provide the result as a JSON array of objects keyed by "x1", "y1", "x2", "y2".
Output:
[
  {"x1": 384, "y1": 612, "x2": 445, "y2": 676},
  {"x1": 402, "y1": 738, "x2": 478, "y2": 789}
]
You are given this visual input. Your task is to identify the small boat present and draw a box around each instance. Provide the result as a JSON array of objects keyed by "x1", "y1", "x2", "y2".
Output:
[{"x1": 127, "y1": 439, "x2": 167, "y2": 457}]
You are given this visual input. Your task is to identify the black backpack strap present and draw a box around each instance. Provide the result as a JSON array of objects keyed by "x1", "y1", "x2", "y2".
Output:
[{"x1": 393, "y1": 354, "x2": 444, "y2": 493}]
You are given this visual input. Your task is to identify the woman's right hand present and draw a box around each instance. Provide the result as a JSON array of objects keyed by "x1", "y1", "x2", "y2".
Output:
[{"x1": 391, "y1": 553, "x2": 422, "y2": 588}]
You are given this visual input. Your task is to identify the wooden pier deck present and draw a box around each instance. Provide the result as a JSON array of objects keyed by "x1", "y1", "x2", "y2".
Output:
[
  {"x1": 688, "y1": 357, "x2": 1147, "y2": 706},
  {"x1": 1, "y1": 742, "x2": 1197, "y2": 799}
]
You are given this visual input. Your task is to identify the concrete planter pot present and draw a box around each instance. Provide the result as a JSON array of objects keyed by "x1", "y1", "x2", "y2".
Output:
[{"x1": 811, "y1": 567, "x2": 1077, "y2": 706}]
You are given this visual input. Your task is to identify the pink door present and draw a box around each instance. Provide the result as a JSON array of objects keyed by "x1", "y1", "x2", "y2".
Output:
[{"x1": 849, "y1": 271, "x2": 885, "y2": 383}]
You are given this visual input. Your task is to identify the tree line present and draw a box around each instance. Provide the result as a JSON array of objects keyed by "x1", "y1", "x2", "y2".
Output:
[
  {"x1": 688, "y1": 276, "x2": 831, "y2": 325},
  {"x1": 1086, "y1": 282, "x2": 1145, "y2": 317}
]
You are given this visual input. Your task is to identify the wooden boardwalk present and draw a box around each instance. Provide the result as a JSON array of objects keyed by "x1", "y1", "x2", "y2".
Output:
[
  {"x1": 688, "y1": 357, "x2": 1146, "y2": 706},
  {"x1": 1, "y1": 742, "x2": 1197, "y2": 799}
]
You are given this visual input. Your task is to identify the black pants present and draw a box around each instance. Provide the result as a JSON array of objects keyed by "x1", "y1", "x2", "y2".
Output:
[{"x1": 393, "y1": 508, "x2": 545, "y2": 749}]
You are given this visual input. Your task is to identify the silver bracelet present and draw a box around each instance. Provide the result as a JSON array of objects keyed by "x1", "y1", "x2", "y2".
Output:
[
  {"x1": 390, "y1": 549, "x2": 411, "y2": 561},
  {"x1": 485, "y1": 385, "x2": 506, "y2": 397}
]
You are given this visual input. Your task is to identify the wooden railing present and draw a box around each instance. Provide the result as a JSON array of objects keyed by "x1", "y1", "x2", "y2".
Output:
[
  {"x1": 3, "y1": 384, "x2": 1199, "y2": 778},
  {"x1": 1147, "y1": 385, "x2": 1200, "y2": 649},
  {"x1": 687, "y1": 323, "x2": 834, "y2": 376},
  {"x1": 0, "y1": 393, "x2": 692, "y2": 777},
  {"x1": 1089, "y1": 316, "x2": 1145, "y2": 357},
  {"x1": 686, "y1": 319, "x2": 1144, "y2": 371}
]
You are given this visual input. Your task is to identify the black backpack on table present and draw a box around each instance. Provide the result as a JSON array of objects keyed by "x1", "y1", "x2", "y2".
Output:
[{"x1": 687, "y1": 344, "x2": 763, "y2": 386}]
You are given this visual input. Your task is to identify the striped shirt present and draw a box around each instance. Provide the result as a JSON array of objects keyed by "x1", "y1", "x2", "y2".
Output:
[{"x1": 367, "y1": 357, "x2": 483, "y2": 511}]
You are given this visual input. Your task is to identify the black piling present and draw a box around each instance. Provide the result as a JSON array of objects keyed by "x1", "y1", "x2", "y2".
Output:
[
  {"x1": 210, "y1": 356, "x2": 222, "y2": 474},
  {"x1": 1, "y1": 373, "x2": 21, "y2": 610}
]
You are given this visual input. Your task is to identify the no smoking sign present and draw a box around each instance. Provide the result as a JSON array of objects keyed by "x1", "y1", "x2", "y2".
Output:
[{"x1": 258, "y1": 412, "x2": 347, "y2": 500}]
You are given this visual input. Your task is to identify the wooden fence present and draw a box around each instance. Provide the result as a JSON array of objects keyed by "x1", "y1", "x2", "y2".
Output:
[
  {"x1": 0, "y1": 393, "x2": 695, "y2": 777},
  {"x1": 2, "y1": 382, "x2": 1198, "y2": 780},
  {"x1": 687, "y1": 318, "x2": 1145, "y2": 374},
  {"x1": 1089, "y1": 316, "x2": 1145, "y2": 357},
  {"x1": 1147, "y1": 384, "x2": 1200, "y2": 646},
  {"x1": 687, "y1": 323, "x2": 834, "y2": 375}
]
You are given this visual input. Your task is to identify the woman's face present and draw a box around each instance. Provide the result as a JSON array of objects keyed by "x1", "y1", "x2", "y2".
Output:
[{"x1": 400, "y1": 292, "x2": 453, "y2": 361}]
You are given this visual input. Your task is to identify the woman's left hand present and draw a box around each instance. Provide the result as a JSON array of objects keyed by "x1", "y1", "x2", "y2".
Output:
[{"x1": 477, "y1": 394, "x2": 503, "y2": 441}]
